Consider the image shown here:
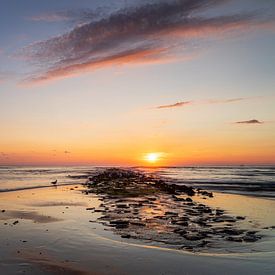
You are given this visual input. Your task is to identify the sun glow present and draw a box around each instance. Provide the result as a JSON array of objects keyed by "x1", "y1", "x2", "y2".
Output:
[{"x1": 144, "y1": 153, "x2": 161, "y2": 163}]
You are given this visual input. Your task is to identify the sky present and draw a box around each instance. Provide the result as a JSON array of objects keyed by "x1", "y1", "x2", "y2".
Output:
[{"x1": 0, "y1": 0, "x2": 275, "y2": 166}]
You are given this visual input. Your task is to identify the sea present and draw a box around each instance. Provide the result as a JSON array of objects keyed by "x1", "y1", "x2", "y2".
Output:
[{"x1": 0, "y1": 166, "x2": 274, "y2": 198}]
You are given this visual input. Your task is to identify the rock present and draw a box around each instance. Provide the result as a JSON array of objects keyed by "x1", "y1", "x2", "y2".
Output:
[
  {"x1": 115, "y1": 224, "x2": 129, "y2": 229},
  {"x1": 165, "y1": 211, "x2": 178, "y2": 216},
  {"x1": 1, "y1": 210, "x2": 5, "y2": 213},
  {"x1": 213, "y1": 215, "x2": 236, "y2": 223},
  {"x1": 215, "y1": 228, "x2": 244, "y2": 236},
  {"x1": 203, "y1": 208, "x2": 212, "y2": 214},
  {"x1": 13, "y1": 220, "x2": 19, "y2": 225},
  {"x1": 130, "y1": 221, "x2": 145, "y2": 227},
  {"x1": 94, "y1": 208, "x2": 106, "y2": 212},
  {"x1": 147, "y1": 196, "x2": 157, "y2": 201},
  {"x1": 246, "y1": 230, "x2": 257, "y2": 235},
  {"x1": 198, "y1": 190, "x2": 213, "y2": 197},
  {"x1": 236, "y1": 216, "x2": 246, "y2": 220},
  {"x1": 110, "y1": 219, "x2": 129, "y2": 226},
  {"x1": 121, "y1": 234, "x2": 131, "y2": 238},
  {"x1": 116, "y1": 203, "x2": 129, "y2": 209},
  {"x1": 216, "y1": 209, "x2": 224, "y2": 215},
  {"x1": 174, "y1": 221, "x2": 188, "y2": 226},
  {"x1": 186, "y1": 197, "x2": 193, "y2": 202},
  {"x1": 243, "y1": 234, "x2": 261, "y2": 242},
  {"x1": 226, "y1": 236, "x2": 243, "y2": 242},
  {"x1": 86, "y1": 207, "x2": 95, "y2": 211},
  {"x1": 172, "y1": 195, "x2": 185, "y2": 201},
  {"x1": 173, "y1": 228, "x2": 187, "y2": 235},
  {"x1": 183, "y1": 232, "x2": 205, "y2": 241}
]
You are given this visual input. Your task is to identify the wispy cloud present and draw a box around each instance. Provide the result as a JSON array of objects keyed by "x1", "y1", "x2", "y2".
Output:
[
  {"x1": 155, "y1": 96, "x2": 259, "y2": 109},
  {"x1": 19, "y1": 0, "x2": 273, "y2": 85},
  {"x1": 27, "y1": 8, "x2": 109, "y2": 24},
  {"x1": 235, "y1": 119, "x2": 263, "y2": 124},
  {"x1": 206, "y1": 98, "x2": 248, "y2": 104},
  {"x1": 28, "y1": 13, "x2": 70, "y2": 22},
  {"x1": 157, "y1": 101, "x2": 192, "y2": 109}
]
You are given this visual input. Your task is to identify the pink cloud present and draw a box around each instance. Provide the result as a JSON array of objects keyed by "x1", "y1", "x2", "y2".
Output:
[
  {"x1": 19, "y1": 0, "x2": 274, "y2": 84},
  {"x1": 155, "y1": 96, "x2": 264, "y2": 109},
  {"x1": 235, "y1": 119, "x2": 263, "y2": 124}
]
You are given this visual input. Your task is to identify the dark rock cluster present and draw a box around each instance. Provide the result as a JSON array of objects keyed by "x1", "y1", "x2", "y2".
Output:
[
  {"x1": 85, "y1": 168, "x2": 198, "y2": 197},
  {"x1": 84, "y1": 168, "x2": 262, "y2": 252}
]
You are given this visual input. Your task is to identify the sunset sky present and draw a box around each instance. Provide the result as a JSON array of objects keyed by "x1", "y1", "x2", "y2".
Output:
[{"x1": 0, "y1": 0, "x2": 275, "y2": 166}]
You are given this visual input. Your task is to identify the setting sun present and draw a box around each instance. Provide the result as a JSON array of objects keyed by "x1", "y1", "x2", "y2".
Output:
[{"x1": 144, "y1": 153, "x2": 161, "y2": 163}]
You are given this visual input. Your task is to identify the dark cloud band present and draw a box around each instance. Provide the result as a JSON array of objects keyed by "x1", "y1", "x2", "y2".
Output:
[{"x1": 20, "y1": 0, "x2": 271, "y2": 84}]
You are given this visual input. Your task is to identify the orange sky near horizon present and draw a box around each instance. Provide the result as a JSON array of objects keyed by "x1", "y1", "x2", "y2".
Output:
[{"x1": 1, "y1": 130, "x2": 274, "y2": 166}]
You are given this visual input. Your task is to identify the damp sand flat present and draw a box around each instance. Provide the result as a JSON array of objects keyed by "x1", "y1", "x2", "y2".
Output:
[{"x1": 0, "y1": 185, "x2": 275, "y2": 274}]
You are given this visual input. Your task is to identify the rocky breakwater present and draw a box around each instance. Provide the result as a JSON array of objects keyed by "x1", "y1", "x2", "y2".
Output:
[{"x1": 83, "y1": 168, "x2": 262, "y2": 252}]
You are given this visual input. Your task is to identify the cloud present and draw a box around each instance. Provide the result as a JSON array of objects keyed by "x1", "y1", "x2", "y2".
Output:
[
  {"x1": 157, "y1": 101, "x2": 192, "y2": 109},
  {"x1": 155, "y1": 96, "x2": 259, "y2": 109},
  {"x1": 22, "y1": 46, "x2": 171, "y2": 84},
  {"x1": 235, "y1": 119, "x2": 263, "y2": 124},
  {"x1": 206, "y1": 98, "x2": 247, "y2": 104},
  {"x1": 27, "y1": 8, "x2": 109, "y2": 24},
  {"x1": 28, "y1": 13, "x2": 71, "y2": 22},
  {"x1": 19, "y1": 0, "x2": 272, "y2": 84}
]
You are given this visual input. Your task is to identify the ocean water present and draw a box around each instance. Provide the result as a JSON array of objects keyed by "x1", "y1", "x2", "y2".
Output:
[
  {"x1": 139, "y1": 166, "x2": 275, "y2": 197},
  {"x1": 0, "y1": 166, "x2": 275, "y2": 197}
]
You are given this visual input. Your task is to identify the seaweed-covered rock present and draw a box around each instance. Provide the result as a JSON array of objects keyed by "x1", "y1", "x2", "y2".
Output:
[
  {"x1": 85, "y1": 168, "x2": 196, "y2": 197},
  {"x1": 82, "y1": 168, "x2": 262, "y2": 252}
]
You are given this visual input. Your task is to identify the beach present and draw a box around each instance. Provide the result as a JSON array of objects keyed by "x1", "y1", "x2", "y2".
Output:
[{"x1": 0, "y1": 168, "x2": 275, "y2": 274}]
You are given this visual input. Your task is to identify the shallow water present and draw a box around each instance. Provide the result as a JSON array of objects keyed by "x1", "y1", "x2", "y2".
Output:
[{"x1": 0, "y1": 166, "x2": 275, "y2": 197}]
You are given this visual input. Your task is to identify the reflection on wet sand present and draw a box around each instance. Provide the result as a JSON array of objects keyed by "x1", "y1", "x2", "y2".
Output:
[
  {"x1": 17, "y1": 250, "x2": 91, "y2": 275},
  {"x1": 0, "y1": 210, "x2": 63, "y2": 223},
  {"x1": 29, "y1": 201, "x2": 88, "y2": 207}
]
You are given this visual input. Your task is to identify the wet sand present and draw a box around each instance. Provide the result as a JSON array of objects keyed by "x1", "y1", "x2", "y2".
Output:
[{"x1": 0, "y1": 183, "x2": 275, "y2": 274}]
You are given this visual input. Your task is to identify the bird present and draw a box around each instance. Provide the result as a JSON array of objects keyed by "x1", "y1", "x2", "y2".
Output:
[{"x1": 51, "y1": 180, "x2": 57, "y2": 185}]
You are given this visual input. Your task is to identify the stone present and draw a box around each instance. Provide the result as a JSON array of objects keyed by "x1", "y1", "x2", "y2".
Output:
[
  {"x1": 183, "y1": 233, "x2": 205, "y2": 241},
  {"x1": 236, "y1": 216, "x2": 246, "y2": 220},
  {"x1": 121, "y1": 234, "x2": 131, "y2": 238},
  {"x1": 243, "y1": 234, "x2": 261, "y2": 242},
  {"x1": 226, "y1": 236, "x2": 243, "y2": 242}
]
